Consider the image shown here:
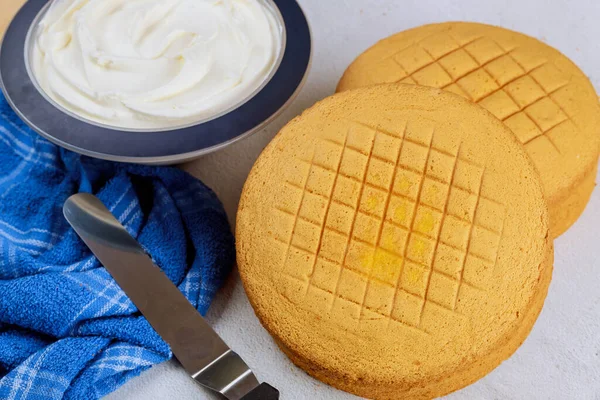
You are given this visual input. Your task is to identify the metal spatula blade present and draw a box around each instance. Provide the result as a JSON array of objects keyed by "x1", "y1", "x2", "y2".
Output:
[{"x1": 63, "y1": 193, "x2": 279, "y2": 400}]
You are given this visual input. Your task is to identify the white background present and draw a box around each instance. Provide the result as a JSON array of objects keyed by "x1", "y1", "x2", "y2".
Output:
[{"x1": 110, "y1": 0, "x2": 600, "y2": 398}]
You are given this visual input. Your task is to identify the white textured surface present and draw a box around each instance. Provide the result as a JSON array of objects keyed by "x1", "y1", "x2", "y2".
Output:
[{"x1": 109, "y1": 0, "x2": 600, "y2": 398}]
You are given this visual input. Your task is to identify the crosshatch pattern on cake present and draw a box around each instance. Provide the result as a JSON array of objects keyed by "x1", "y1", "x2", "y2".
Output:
[{"x1": 270, "y1": 119, "x2": 506, "y2": 334}]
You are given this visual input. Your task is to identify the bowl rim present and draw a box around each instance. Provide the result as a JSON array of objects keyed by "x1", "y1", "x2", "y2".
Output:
[{"x1": 0, "y1": 0, "x2": 312, "y2": 165}]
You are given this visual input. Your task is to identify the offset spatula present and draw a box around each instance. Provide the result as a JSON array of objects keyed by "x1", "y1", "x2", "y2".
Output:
[{"x1": 63, "y1": 193, "x2": 279, "y2": 400}]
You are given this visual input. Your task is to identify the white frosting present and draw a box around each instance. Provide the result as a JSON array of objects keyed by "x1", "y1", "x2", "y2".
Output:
[{"x1": 31, "y1": 0, "x2": 282, "y2": 130}]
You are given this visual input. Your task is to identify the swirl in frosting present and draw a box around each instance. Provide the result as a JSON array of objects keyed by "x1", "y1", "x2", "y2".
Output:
[{"x1": 31, "y1": 0, "x2": 282, "y2": 129}]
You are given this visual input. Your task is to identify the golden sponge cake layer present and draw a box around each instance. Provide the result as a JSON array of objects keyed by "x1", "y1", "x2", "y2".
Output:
[
  {"x1": 237, "y1": 85, "x2": 552, "y2": 399},
  {"x1": 338, "y1": 22, "x2": 600, "y2": 237}
]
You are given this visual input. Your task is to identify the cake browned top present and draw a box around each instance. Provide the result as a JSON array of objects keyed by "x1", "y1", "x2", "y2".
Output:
[
  {"x1": 237, "y1": 85, "x2": 551, "y2": 392},
  {"x1": 338, "y1": 22, "x2": 600, "y2": 234}
]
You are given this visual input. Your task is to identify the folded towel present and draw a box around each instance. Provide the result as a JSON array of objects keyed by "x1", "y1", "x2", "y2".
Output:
[{"x1": 0, "y1": 92, "x2": 235, "y2": 399}]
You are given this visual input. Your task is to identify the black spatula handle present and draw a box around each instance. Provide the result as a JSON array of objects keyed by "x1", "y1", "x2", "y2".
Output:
[{"x1": 241, "y1": 383, "x2": 280, "y2": 400}]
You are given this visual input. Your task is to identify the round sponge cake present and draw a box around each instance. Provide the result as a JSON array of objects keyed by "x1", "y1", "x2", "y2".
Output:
[
  {"x1": 338, "y1": 22, "x2": 600, "y2": 238},
  {"x1": 237, "y1": 85, "x2": 553, "y2": 399}
]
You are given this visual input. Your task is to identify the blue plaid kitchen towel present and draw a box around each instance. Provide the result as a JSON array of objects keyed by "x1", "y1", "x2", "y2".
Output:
[{"x1": 0, "y1": 92, "x2": 235, "y2": 399}]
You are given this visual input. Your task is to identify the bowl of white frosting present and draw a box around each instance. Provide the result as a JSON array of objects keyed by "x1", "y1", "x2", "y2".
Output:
[{"x1": 0, "y1": 0, "x2": 311, "y2": 163}]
